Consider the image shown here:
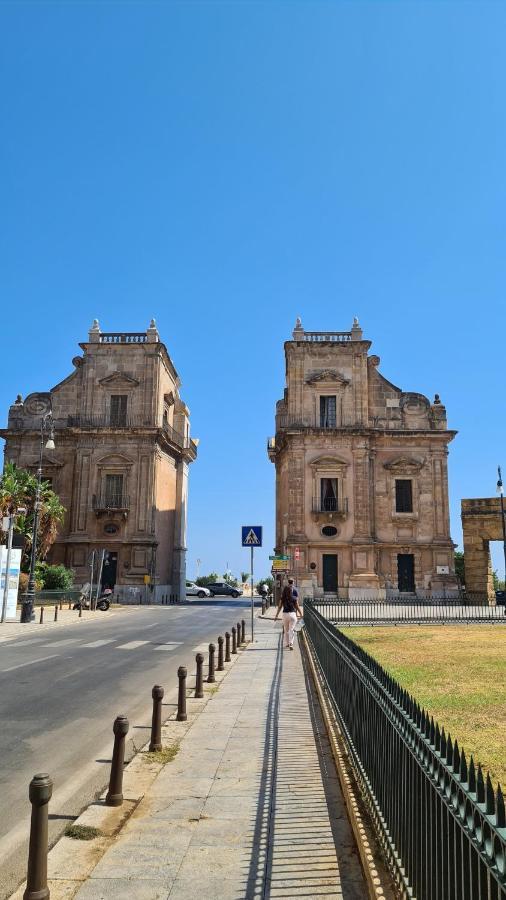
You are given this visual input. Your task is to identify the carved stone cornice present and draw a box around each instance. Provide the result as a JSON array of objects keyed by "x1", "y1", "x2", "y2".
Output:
[
  {"x1": 383, "y1": 456, "x2": 425, "y2": 474},
  {"x1": 98, "y1": 372, "x2": 140, "y2": 387},
  {"x1": 305, "y1": 369, "x2": 350, "y2": 386}
]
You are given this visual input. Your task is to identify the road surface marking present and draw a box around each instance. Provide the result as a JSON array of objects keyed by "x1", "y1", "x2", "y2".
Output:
[
  {"x1": 81, "y1": 639, "x2": 116, "y2": 648},
  {"x1": 39, "y1": 638, "x2": 80, "y2": 647},
  {"x1": 155, "y1": 642, "x2": 183, "y2": 650},
  {"x1": 192, "y1": 642, "x2": 212, "y2": 653},
  {"x1": 2, "y1": 654, "x2": 59, "y2": 673},
  {"x1": 116, "y1": 640, "x2": 150, "y2": 650}
]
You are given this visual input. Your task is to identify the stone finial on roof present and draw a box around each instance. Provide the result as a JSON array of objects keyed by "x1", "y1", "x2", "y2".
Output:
[
  {"x1": 15, "y1": 394, "x2": 23, "y2": 405},
  {"x1": 351, "y1": 317, "x2": 363, "y2": 341},
  {"x1": 292, "y1": 317, "x2": 304, "y2": 341},
  {"x1": 89, "y1": 319, "x2": 101, "y2": 342},
  {"x1": 433, "y1": 394, "x2": 441, "y2": 405},
  {"x1": 147, "y1": 318, "x2": 160, "y2": 343}
]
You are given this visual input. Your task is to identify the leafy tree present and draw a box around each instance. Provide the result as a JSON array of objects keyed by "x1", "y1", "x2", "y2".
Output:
[
  {"x1": 222, "y1": 572, "x2": 238, "y2": 587},
  {"x1": 195, "y1": 572, "x2": 219, "y2": 587},
  {"x1": 0, "y1": 462, "x2": 66, "y2": 571},
  {"x1": 241, "y1": 572, "x2": 249, "y2": 584},
  {"x1": 35, "y1": 563, "x2": 74, "y2": 590},
  {"x1": 454, "y1": 550, "x2": 465, "y2": 585},
  {"x1": 256, "y1": 577, "x2": 274, "y2": 595}
]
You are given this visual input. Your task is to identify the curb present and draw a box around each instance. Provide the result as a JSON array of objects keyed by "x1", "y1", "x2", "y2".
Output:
[
  {"x1": 9, "y1": 636, "x2": 249, "y2": 900},
  {"x1": 300, "y1": 628, "x2": 396, "y2": 900}
]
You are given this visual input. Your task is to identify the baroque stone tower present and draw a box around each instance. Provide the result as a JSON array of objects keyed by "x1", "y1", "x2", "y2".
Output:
[
  {"x1": 268, "y1": 318, "x2": 458, "y2": 598},
  {"x1": 1, "y1": 320, "x2": 197, "y2": 602}
]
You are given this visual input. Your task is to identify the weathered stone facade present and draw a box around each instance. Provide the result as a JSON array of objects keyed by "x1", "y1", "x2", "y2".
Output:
[
  {"x1": 268, "y1": 319, "x2": 458, "y2": 598},
  {"x1": 0, "y1": 320, "x2": 197, "y2": 602},
  {"x1": 461, "y1": 498, "x2": 504, "y2": 600}
]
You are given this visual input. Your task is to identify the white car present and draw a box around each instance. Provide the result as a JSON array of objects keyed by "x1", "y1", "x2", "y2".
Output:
[{"x1": 186, "y1": 581, "x2": 211, "y2": 598}]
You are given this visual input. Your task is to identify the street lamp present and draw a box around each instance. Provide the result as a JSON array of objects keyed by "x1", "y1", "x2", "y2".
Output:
[
  {"x1": 496, "y1": 465, "x2": 506, "y2": 591},
  {"x1": 20, "y1": 411, "x2": 55, "y2": 623}
]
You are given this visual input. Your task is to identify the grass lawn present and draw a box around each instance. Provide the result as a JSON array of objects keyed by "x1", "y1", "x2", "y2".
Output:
[{"x1": 342, "y1": 625, "x2": 506, "y2": 786}]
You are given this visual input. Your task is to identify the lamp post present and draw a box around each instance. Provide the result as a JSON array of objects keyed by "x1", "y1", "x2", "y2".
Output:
[
  {"x1": 20, "y1": 412, "x2": 55, "y2": 624},
  {"x1": 497, "y1": 466, "x2": 506, "y2": 590}
]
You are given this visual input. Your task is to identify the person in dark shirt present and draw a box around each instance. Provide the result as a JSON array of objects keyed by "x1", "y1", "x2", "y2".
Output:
[{"x1": 274, "y1": 582, "x2": 303, "y2": 649}]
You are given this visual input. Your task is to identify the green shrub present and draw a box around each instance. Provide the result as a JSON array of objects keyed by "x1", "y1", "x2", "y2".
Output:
[{"x1": 36, "y1": 563, "x2": 74, "y2": 590}]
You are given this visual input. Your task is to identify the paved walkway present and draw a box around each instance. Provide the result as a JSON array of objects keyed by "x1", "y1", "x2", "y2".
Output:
[{"x1": 75, "y1": 618, "x2": 366, "y2": 899}]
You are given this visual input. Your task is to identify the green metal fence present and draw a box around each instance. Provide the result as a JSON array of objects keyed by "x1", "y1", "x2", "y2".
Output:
[{"x1": 304, "y1": 598, "x2": 506, "y2": 900}]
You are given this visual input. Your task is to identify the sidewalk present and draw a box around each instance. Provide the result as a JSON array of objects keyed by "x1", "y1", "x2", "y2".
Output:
[
  {"x1": 0, "y1": 605, "x2": 126, "y2": 643},
  {"x1": 73, "y1": 617, "x2": 366, "y2": 899}
]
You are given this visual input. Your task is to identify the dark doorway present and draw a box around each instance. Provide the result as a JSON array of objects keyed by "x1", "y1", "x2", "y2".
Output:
[
  {"x1": 101, "y1": 552, "x2": 118, "y2": 590},
  {"x1": 397, "y1": 554, "x2": 415, "y2": 592},
  {"x1": 322, "y1": 554, "x2": 338, "y2": 593}
]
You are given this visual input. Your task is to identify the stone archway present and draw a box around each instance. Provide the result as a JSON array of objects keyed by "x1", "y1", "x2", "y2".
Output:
[{"x1": 461, "y1": 498, "x2": 505, "y2": 601}]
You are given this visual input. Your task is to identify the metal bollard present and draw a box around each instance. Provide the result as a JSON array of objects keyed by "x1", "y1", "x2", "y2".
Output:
[
  {"x1": 24, "y1": 773, "x2": 53, "y2": 900},
  {"x1": 78, "y1": 602, "x2": 82, "y2": 618},
  {"x1": 54, "y1": 605, "x2": 58, "y2": 622},
  {"x1": 237, "y1": 621, "x2": 242, "y2": 645},
  {"x1": 217, "y1": 635, "x2": 224, "y2": 671},
  {"x1": 68, "y1": 601, "x2": 71, "y2": 610},
  {"x1": 195, "y1": 653, "x2": 204, "y2": 698},
  {"x1": 59, "y1": 601, "x2": 63, "y2": 611},
  {"x1": 105, "y1": 715, "x2": 129, "y2": 806},
  {"x1": 262, "y1": 598, "x2": 266, "y2": 615},
  {"x1": 225, "y1": 631, "x2": 231, "y2": 662},
  {"x1": 149, "y1": 685, "x2": 164, "y2": 752},
  {"x1": 177, "y1": 666, "x2": 187, "y2": 721},
  {"x1": 207, "y1": 643, "x2": 216, "y2": 683},
  {"x1": 232, "y1": 626, "x2": 237, "y2": 654},
  {"x1": 241, "y1": 620, "x2": 245, "y2": 643}
]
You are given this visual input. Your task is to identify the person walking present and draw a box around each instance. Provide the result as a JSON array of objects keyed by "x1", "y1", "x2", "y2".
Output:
[{"x1": 274, "y1": 583, "x2": 302, "y2": 650}]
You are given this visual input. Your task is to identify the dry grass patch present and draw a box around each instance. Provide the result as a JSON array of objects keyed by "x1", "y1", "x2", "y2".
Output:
[
  {"x1": 344, "y1": 625, "x2": 506, "y2": 785},
  {"x1": 65, "y1": 824, "x2": 102, "y2": 841},
  {"x1": 143, "y1": 743, "x2": 180, "y2": 765}
]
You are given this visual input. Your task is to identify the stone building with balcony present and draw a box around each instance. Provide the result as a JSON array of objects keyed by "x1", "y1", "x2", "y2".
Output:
[
  {"x1": 0, "y1": 320, "x2": 197, "y2": 602},
  {"x1": 267, "y1": 318, "x2": 458, "y2": 598}
]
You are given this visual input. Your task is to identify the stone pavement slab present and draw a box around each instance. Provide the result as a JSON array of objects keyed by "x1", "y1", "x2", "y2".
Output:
[{"x1": 73, "y1": 619, "x2": 367, "y2": 899}]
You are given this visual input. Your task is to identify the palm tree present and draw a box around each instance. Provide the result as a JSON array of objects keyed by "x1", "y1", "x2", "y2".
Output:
[{"x1": 0, "y1": 462, "x2": 65, "y2": 570}]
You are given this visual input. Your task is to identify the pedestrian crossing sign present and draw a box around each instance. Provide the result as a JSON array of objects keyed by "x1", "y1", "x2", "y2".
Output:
[{"x1": 242, "y1": 526, "x2": 263, "y2": 547}]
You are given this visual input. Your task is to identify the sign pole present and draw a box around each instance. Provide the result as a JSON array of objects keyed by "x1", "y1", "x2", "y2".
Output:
[{"x1": 250, "y1": 545, "x2": 254, "y2": 641}]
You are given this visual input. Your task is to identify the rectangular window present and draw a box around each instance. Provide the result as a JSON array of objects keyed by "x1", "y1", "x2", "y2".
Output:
[
  {"x1": 395, "y1": 479, "x2": 413, "y2": 513},
  {"x1": 105, "y1": 474, "x2": 124, "y2": 507},
  {"x1": 320, "y1": 477, "x2": 338, "y2": 511},
  {"x1": 110, "y1": 395, "x2": 127, "y2": 426},
  {"x1": 320, "y1": 396, "x2": 336, "y2": 428}
]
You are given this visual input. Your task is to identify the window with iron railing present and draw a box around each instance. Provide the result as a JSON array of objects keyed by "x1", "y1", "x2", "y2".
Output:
[
  {"x1": 104, "y1": 474, "x2": 124, "y2": 507},
  {"x1": 321, "y1": 477, "x2": 338, "y2": 511}
]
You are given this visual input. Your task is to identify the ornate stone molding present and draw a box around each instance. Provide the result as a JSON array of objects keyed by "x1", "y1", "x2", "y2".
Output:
[
  {"x1": 383, "y1": 456, "x2": 425, "y2": 474},
  {"x1": 98, "y1": 372, "x2": 140, "y2": 387},
  {"x1": 305, "y1": 369, "x2": 350, "y2": 386},
  {"x1": 24, "y1": 393, "x2": 52, "y2": 416},
  {"x1": 309, "y1": 454, "x2": 349, "y2": 470}
]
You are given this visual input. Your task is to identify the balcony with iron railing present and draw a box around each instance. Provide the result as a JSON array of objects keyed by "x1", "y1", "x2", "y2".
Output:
[
  {"x1": 92, "y1": 492, "x2": 130, "y2": 514},
  {"x1": 311, "y1": 497, "x2": 349, "y2": 519},
  {"x1": 64, "y1": 415, "x2": 192, "y2": 451},
  {"x1": 275, "y1": 413, "x2": 356, "y2": 432}
]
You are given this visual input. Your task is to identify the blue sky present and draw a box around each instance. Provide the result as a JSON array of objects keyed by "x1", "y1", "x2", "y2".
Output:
[{"x1": 1, "y1": 1, "x2": 505, "y2": 581}]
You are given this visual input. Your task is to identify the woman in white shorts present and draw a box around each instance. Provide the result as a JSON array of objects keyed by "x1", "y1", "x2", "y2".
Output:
[{"x1": 274, "y1": 584, "x2": 303, "y2": 649}]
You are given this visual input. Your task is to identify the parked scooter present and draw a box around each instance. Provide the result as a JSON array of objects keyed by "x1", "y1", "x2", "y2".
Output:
[{"x1": 73, "y1": 587, "x2": 112, "y2": 611}]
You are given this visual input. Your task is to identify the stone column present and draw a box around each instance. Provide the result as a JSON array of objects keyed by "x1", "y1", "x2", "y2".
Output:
[
  {"x1": 462, "y1": 532, "x2": 494, "y2": 602},
  {"x1": 172, "y1": 459, "x2": 189, "y2": 603}
]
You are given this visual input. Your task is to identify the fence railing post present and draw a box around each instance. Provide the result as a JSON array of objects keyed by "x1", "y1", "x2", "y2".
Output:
[
  {"x1": 149, "y1": 685, "x2": 164, "y2": 752},
  {"x1": 207, "y1": 643, "x2": 216, "y2": 683},
  {"x1": 217, "y1": 635, "x2": 224, "y2": 671},
  {"x1": 24, "y1": 773, "x2": 53, "y2": 900},
  {"x1": 105, "y1": 715, "x2": 129, "y2": 806},
  {"x1": 195, "y1": 653, "x2": 204, "y2": 698},
  {"x1": 177, "y1": 666, "x2": 187, "y2": 721}
]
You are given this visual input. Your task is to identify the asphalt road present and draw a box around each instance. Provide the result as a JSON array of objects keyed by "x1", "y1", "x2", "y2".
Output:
[{"x1": 0, "y1": 599, "x2": 259, "y2": 899}]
